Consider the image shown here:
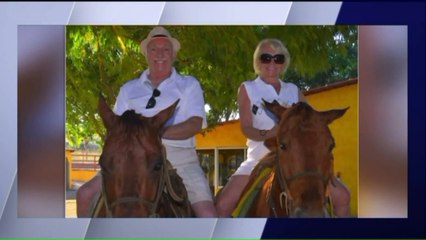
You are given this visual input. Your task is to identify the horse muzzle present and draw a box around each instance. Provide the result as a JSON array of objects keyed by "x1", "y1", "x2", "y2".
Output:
[{"x1": 291, "y1": 206, "x2": 330, "y2": 218}]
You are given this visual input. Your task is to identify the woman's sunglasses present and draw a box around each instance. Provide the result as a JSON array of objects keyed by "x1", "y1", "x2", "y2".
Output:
[
  {"x1": 260, "y1": 53, "x2": 285, "y2": 64},
  {"x1": 145, "y1": 88, "x2": 161, "y2": 109}
]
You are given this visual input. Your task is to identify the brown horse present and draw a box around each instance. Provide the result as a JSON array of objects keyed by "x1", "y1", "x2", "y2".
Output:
[
  {"x1": 91, "y1": 96, "x2": 192, "y2": 217},
  {"x1": 233, "y1": 101, "x2": 348, "y2": 217}
]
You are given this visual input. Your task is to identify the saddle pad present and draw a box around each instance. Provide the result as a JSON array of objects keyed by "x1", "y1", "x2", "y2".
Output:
[{"x1": 231, "y1": 166, "x2": 273, "y2": 217}]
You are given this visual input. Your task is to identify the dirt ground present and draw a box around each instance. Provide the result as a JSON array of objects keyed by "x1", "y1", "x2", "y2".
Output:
[
  {"x1": 66, "y1": 181, "x2": 82, "y2": 218},
  {"x1": 66, "y1": 199, "x2": 77, "y2": 218}
]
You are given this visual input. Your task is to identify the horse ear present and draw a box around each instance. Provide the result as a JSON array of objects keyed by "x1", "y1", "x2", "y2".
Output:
[
  {"x1": 151, "y1": 99, "x2": 180, "y2": 129},
  {"x1": 262, "y1": 99, "x2": 287, "y2": 121},
  {"x1": 98, "y1": 95, "x2": 118, "y2": 130},
  {"x1": 264, "y1": 137, "x2": 277, "y2": 151},
  {"x1": 321, "y1": 106, "x2": 350, "y2": 124}
]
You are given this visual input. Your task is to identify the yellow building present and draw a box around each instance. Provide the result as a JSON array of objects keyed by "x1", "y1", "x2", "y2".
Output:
[
  {"x1": 65, "y1": 147, "x2": 74, "y2": 190},
  {"x1": 68, "y1": 150, "x2": 101, "y2": 188},
  {"x1": 195, "y1": 78, "x2": 358, "y2": 216}
]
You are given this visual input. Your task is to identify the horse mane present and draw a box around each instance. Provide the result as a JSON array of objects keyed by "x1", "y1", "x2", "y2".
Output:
[
  {"x1": 242, "y1": 151, "x2": 276, "y2": 197},
  {"x1": 114, "y1": 110, "x2": 153, "y2": 140},
  {"x1": 120, "y1": 110, "x2": 144, "y2": 126},
  {"x1": 283, "y1": 103, "x2": 319, "y2": 133}
]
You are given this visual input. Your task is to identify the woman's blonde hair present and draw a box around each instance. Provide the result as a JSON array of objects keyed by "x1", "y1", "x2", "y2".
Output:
[{"x1": 253, "y1": 38, "x2": 291, "y2": 76}]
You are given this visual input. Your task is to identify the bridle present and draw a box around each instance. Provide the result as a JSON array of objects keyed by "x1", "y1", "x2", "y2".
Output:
[
  {"x1": 267, "y1": 142, "x2": 332, "y2": 217},
  {"x1": 97, "y1": 146, "x2": 188, "y2": 217}
]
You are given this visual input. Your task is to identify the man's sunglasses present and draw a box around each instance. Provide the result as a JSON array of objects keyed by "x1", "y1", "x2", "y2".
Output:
[
  {"x1": 260, "y1": 53, "x2": 285, "y2": 64},
  {"x1": 145, "y1": 88, "x2": 161, "y2": 109}
]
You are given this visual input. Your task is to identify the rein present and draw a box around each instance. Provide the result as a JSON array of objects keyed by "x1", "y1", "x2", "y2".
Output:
[{"x1": 267, "y1": 145, "x2": 331, "y2": 217}]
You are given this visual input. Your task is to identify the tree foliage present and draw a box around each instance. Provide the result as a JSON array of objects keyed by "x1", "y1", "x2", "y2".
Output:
[{"x1": 66, "y1": 25, "x2": 357, "y2": 147}]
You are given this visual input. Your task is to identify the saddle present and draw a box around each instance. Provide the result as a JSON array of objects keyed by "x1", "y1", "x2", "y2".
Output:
[
  {"x1": 160, "y1": 160, "x2": 193, "y2": 217},
  {"x1": 231, "y1": 154, "x2": 275, "y2": 217},
  {"x1": 231, "y1": 151, "x2": 335, "y2": 217}
]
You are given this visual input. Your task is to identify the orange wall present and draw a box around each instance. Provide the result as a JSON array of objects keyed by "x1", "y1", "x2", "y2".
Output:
[
  {"x1": 65, "y1": 149, "x2": 73, "y2": 189},
  {"x1": 196, "y1": 120, "x2": 246, "y2": 148},
  {"x1": 306, "y1": 82, "x2": 358, "y2": 216},
  {"x1": 71, "y1": 169, "x2": 97, "y2": 182}
]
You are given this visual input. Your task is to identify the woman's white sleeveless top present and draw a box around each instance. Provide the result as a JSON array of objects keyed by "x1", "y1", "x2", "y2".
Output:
[{"x1": 235, "y1": 76, "x2": 299, "y2": 175}]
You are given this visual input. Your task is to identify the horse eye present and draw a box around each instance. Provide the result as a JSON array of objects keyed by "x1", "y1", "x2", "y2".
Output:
[
  {"x1": 329, "y1": 142, "x2": 335, "y2": 152},
  {"x1": 153, "y1": 160, "x2": 163, "y2": 171},
  {"x1": 279, "y1": 142, "x2": 287, "y2": 150}
]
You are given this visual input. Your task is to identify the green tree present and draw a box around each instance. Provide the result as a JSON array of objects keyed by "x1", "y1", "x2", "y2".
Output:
[{"x1": 66, "y1": 25, "x2": 357, "y2": 147}]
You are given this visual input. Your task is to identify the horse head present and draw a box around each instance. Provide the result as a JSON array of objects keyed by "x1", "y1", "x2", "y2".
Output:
[
  {"x1": 97, "y1": 96, "x2": 178, "y2": 217},
  {"x1": 263, "y1": 100, "x2": 348, "y2": 217}
]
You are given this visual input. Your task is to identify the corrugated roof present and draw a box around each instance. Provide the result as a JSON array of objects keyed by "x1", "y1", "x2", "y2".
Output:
[{"x1": 304, "y1": 78, "x2": 358, "y2": 96}]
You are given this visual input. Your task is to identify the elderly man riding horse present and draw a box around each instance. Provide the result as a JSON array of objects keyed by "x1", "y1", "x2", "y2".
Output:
[{"x1": 76, "y1": 26, "x2": 217, "y2": 217}]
